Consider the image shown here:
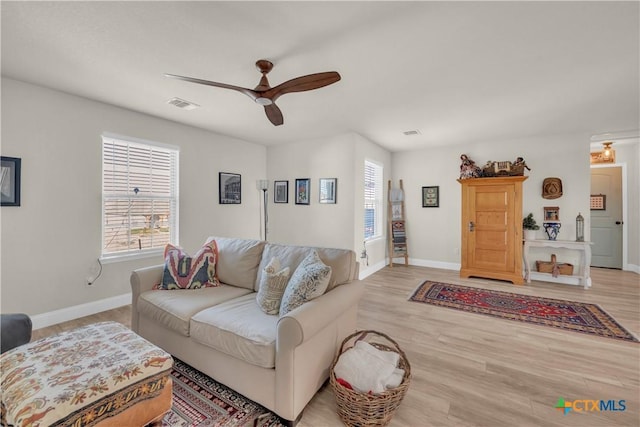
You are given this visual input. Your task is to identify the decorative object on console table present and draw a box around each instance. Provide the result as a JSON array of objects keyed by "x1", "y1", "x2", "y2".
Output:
[
  {"x1": 522, "y1": 213, "x2": 540, "y2": 240},
  {"x1": 543, "y1": 222, "x2": 561, "y2": 240},
  {"x1": 0, "y1": 156, "x2": 21, "y2": 207},
  {"x1": 219, "y1": 172, "x2": 241, "y2": 204},
  {"x1": 542, "y1": 177, "x2": 563, "y2": 199},
  {"x1": 422, "y1": 186, "x2": 439, "y2": 207},
  {"x1": 295, "y1": 178, "x2": 310, "y2": 205},
  {"x1": 319, "y1": 178, "x2": 337, "y2": 204},
  {"x1": 544, "y1": 206, "x2": 559, "y2": 221},
  {"x1": 274, "y1": 180, "x2": 288, "y2": 203},
  {"x1": 576, "y1": 213, "x2": 584, "y2": 242},
  {"x1": 536, "y1": 254, "x2": 573, "y2": 277}
]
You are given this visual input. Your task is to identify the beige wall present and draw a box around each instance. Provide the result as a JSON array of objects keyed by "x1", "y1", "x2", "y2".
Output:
[
  {"x1": 392, "y1": 133, "x2": 597, "y2": 268},
  {"x1": 0, "y1": 78, "x2": 266, "y2": 316},
  {"x1": 266, "y1": 132, "x2": 391, "y2": 276}
]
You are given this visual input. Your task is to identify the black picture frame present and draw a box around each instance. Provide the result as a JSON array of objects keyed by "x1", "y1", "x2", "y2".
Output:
[
  {"x1": 422, "y1": 186, "x2": 439, "y2": 208},
  {"x1": 219, "y1": 172, "x2": 241, "y2": 204},
  {"x1": 1, "y1": 156, "x2": 21, "y2": 207},
  {"x1": 274, "y1": 180, "x2": 289, "y2": 203},
  {"x1": 319, "y1": 178, "x2": 337, "y2": 204},
  {"x1": 295, "y1": 178, "x2": 310, "y2": 205}
]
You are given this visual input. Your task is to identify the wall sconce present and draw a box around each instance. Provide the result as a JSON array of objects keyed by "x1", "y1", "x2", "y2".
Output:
[
  {"x1": 257, "y1": 180, "x2": 269, "y2": 241},
  {"x1": 590, "y1": 141, "x2": 615, "y2": 164}
]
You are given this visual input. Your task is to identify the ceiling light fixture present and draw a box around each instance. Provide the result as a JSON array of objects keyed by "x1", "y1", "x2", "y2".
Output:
[{"x1": 590, "y1": 141, "x2": 615, "y2": 164}]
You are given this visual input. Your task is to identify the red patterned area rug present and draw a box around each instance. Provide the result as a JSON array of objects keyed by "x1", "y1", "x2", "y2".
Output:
[
  {"x1": 163, "y1": 358, "x2": 285, "y2": 427},
  {"x1": 410, "y1": 281, "x2": 639, "y2": 343}
]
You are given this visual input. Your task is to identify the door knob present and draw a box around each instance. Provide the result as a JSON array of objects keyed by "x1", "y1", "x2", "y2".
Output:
[{"x1": 468, "y1": 221, "x2": 475, "y2": 232}]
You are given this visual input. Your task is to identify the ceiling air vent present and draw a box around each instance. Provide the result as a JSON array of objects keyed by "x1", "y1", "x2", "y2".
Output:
[
  {"x1": 166, "y1": 97, "x2": 200, "y2": 111},
  {"x1": 403, "y1": 130, "x2": 421, "y2": 136}
]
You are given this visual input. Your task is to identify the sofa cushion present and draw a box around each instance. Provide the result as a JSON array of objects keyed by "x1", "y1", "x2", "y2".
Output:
[
  {"x1": 256, "y1": 257, "x2": 290, "y2": 315},
  {"x1": 206, "y1": 237, "x2": 265, "y2": 290},
  {"x1": 156, "y1": 241, "x2": 220, "y2": 290},
  {"x1": 255, "y1": 243, "x2": 357, "y2": 292},
  {"x1": 190, "y1": 294, "x2": 278, "y2": 368},
  {"x1": 137, "y1": 286, "x2": 252, "y2": 336},
  {"x1": 279, "y1": 250, "x2": 332, "y2": 316}
]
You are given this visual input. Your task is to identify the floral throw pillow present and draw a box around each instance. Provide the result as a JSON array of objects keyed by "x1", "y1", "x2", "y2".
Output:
[
  {"x1": 279, "y1": 250, "x2": 332, "y2": 316},
  {"x1": 156, "y1": 240, "x2": 220, "y2": 290},
  {"x1": 256, "y1": 257, "x2": 291, "y2": 315}
]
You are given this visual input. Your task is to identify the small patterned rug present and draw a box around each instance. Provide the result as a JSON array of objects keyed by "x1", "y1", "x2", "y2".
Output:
[
  {"x1": 163, "y1": 358, "x2": 285, "y2": 427},
  {"x1": 409, "y1": 281, "x2": 639, "y2": 343}
]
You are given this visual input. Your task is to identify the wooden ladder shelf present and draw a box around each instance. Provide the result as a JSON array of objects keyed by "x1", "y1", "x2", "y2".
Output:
[{"x1": 388, "y1": 179, "x2": 408, "y2": 267}]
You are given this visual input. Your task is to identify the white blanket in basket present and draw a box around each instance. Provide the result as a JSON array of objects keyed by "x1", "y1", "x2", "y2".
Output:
[{"x1": 334, "y1": 341, "x2": 405, "y2": 394}]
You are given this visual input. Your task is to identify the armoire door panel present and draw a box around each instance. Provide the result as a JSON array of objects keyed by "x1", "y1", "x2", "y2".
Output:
[{"x1": 459, "y1": 176, "x2": 526, "y2": 284}]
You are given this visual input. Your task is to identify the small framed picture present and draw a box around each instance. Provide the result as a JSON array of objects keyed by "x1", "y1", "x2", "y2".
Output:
[
  {"x1": 295, "y1": 178, "x2": 310, "y2": 205},
  {"x1": 544, "y1": 206, "x2": 560, "y2": 221},
  {"x1": 1, "y1": 156, "x2": 21, "y2": 207},
  {"x1": 422, "y1": 186, "x2": 439, "y2": 208},
  {"x1": 219, "y1": 172, "x2": 241, "y2": 204},
  {"x1": 590, "y1": 194, "x2": 606, "y2": 210},
  {"x1": 319, "y1": 178, "x2": 337, "y2": 204},
  {"x1": 274, "y1": 180, "x2": 289, "y2": 203}
]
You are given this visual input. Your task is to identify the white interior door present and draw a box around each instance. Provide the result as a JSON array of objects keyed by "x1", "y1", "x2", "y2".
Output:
[{"x1": 590, "y1": 166, "x2": 623, "y2": 268}]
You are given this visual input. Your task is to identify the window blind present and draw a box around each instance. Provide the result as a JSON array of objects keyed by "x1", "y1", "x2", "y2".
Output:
[
  {"x1": 364, "y1": 160, "x2": 383, "y2": 240},
  {"x1": 102, "y1": 136, "x2": 178, "y2": 257}
]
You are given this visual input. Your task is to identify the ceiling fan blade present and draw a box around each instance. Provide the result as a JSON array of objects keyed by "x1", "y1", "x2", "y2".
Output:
[
  {"x1": 264, "y1": 103, "x2": 284, "y2": 126},
  {"x1": 164, "y1": 73, "x2": 258, "y2": 101},
  {"x1": 266, "y1": 72, "x2": 341, "y2": 101}
]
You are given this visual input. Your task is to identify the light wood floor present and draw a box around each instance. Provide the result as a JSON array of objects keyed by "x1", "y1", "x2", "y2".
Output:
[{"x1": 32, "y1": 266, "x2": 640, "y2": 426}]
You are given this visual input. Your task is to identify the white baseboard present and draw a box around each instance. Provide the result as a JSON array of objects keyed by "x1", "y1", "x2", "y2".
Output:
[
  {"x1": 408, "y1": 258, "x2": 461, "y2": 271},
  {"x1": 31, "y1": 293, "x2": 131, "y2": 330},
  {"x1": 624, "y1": 264, "x2": 640, "y2": 274},
  {"x1": 359, "y1": 259, "x2": 387, "y2": 280}
]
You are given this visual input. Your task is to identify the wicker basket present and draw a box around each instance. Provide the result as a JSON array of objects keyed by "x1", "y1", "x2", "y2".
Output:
[
  {"x1": 536, "y1": 254, "x2": 574, "y2": 275},
  {"x1": 329, "y1": 330, "x2": 411, "y2": 426}
]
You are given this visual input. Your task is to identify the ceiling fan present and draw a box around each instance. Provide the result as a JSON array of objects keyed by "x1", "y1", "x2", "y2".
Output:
[{"x1": 165, "y1": 60, "x2": 341, "y2": 126}]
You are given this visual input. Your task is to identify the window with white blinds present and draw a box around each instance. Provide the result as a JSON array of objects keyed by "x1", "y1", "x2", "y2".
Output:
[
  {"x1": 102, "y1": 135, "x2": 179, "y2": 258},
  {"x1": 364, "y1": 160, "x2": 383, "y2": 240}
]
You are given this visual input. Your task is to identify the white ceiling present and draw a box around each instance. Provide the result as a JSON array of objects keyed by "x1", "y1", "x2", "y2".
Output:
[{"x1": 2, "y1": 1, "x2": 639, "y2": 152}]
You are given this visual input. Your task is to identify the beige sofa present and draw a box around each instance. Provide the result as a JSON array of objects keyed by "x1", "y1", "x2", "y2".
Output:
[{"x1": 130, "y1": 237, "x2": 365, "y2": 424}]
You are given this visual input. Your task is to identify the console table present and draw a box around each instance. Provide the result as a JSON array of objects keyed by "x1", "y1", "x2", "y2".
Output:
[{"x1": 523, "y1": 240, "x2": 592, "y2": 289}]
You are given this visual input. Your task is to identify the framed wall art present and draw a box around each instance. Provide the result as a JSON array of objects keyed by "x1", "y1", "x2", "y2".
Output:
[
  {"x1": 319, "y1": 178, "x2": 337, "y2": 204},
  {"x1": 544, "y1": 206, "x2": 560, "y2": 221},
  {"x1": 219, "y1": 172, "x2": 241, "y2": 204},
  {"x1": 590, "y1": 194, "x2": 606, "y2": 210},
  {"x1": 1, "y1": 156, "x2": 21, "y2": 207},
  {"x1": 295, "y1": 178, "x2": 310, "y2": 205},
  {"x1": 274, "y1": 180, "x2": 289, "y2": 203},
  {"x1": 422, "y1": 186, "x2": 439, "y2": 208}
]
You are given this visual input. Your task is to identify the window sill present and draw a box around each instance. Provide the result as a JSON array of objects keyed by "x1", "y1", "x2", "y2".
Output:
[
  {"x1": 100, "y1": 250, "x2": 164, "y2": 265},
  {"x1": 364, "y1": 236, "x2": 384, "y2": 243}
]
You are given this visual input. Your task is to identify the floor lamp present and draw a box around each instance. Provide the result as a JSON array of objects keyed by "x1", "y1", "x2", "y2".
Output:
[{"x1": 257, "y1": 180, "x2": 269, "y2": 241}]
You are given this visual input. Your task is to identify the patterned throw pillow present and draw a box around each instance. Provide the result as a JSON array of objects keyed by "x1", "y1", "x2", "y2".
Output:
[
  {"x1": 156, "y1": 241, "x2": 220, "y2": 290},
  {"x1": 279, "y1": 250, "x2": 332, "y2": 316},
  {"x1": 256, "y1": 257, "x2": 291, "y2": 315}
]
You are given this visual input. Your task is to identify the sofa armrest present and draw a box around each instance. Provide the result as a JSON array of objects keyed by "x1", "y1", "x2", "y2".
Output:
[
  {"x1": 130, "y1": 265, "x2": 163, "y2": 332},
  {"x1": 277, "y1": 280, "x2": 365, "y2": 350}
]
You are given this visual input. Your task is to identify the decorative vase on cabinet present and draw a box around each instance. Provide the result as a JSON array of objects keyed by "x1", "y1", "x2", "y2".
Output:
[{"x1": 458, "y1": 176, "x2": 527, "y2": 285}]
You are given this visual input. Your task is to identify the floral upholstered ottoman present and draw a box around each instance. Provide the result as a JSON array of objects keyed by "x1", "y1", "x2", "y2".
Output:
[{"x1": 0, "y1": 321, "x2": 173, "y2": 426}]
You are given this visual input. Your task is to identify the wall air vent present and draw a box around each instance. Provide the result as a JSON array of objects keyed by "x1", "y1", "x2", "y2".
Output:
[
  {"x1": 403, "y1": 130, "x2": 421, "y2": 136},
  {"x1": 166, "y1": 97, "x2": 200, "y2": 111}
]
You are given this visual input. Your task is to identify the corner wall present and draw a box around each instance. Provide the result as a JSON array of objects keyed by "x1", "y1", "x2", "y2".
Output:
[
  {"x1": 392, "y1": 133, "x2": 595, "y2": 268},
  {"x1": 0, "y1": 78, "x2": 266, "y2": 318}
]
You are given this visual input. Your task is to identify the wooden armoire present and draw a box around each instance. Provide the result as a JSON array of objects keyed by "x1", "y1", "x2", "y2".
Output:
[{"x1": 458, "y1": 176, "x2": 527, "y2": 285}]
